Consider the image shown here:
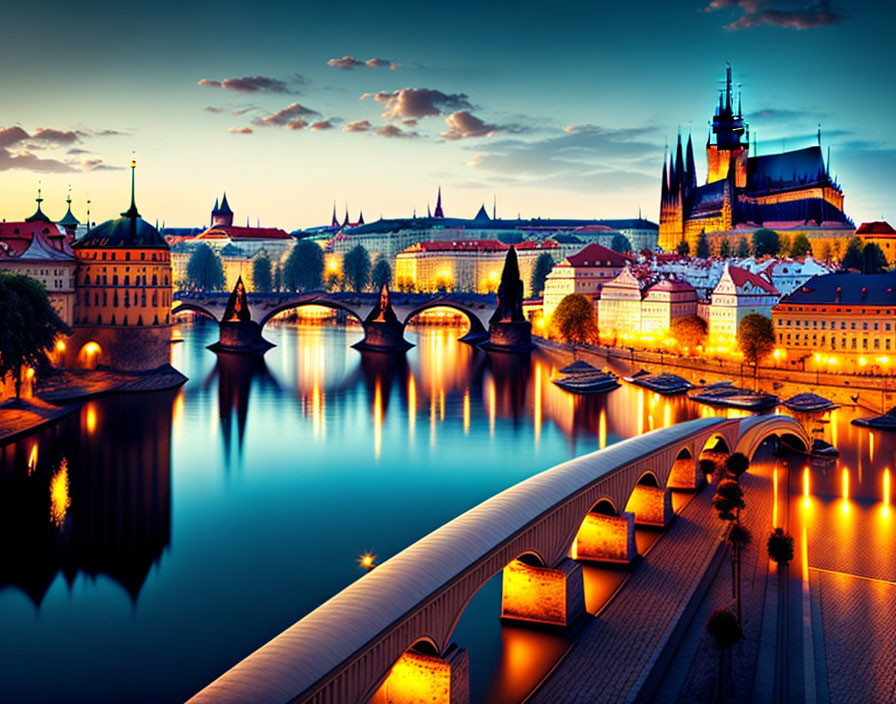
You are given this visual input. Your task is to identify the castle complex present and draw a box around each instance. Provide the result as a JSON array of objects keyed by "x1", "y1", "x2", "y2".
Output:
[{"x1": 658, "y1": 65, "x2": 853, "y2": 254}]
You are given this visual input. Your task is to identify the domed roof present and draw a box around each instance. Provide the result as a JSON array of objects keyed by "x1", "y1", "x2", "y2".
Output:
[{"x1": 74, "y1": 215, "x2": 168, "y2": 249}]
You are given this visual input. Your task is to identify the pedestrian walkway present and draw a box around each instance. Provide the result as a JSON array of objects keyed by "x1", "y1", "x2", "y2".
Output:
[{"x1": 530, "y1": 475, "x2": 736, "y2": 703}]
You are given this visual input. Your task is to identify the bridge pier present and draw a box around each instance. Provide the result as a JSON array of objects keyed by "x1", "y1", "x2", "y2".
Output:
[
  {"x1": 354, "y1": 320, "x2": 414, "y2": 352},
  {"x1": 667, "y1": 455, "x2": 704, "y2": 490},
  {"x1": 372, "y1": 645, "x2": 469, "y2": 704},
  {"x1": 572, "y1": 511, "x2": 638, "y2": 565},
  {"x1": 208, "y1": 320, "x2": 275, "y2": 355},
  {"x1": 501, "y1": 557, "x2": 585, "y2": 629},
  {"x1": 625, "y1": 485, "x2": 674, "y2": 528}
]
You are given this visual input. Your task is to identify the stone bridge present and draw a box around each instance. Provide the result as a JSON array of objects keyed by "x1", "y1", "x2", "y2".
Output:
[
  {"x1": 171, "y1": 292, "x2": 494, "y2": 351},
  {"x1": 188, "y1": 414, "x2": 809, "y2": 704}
]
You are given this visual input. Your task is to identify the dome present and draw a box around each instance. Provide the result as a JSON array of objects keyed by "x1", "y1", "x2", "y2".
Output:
[{"x1": 74, "y1": 216, "x2": 168, "y2": 249}]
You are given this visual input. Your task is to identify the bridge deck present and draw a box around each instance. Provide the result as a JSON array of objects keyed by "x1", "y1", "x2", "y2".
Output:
[{"x1": 530, "y1": 479, "x2": 728, "y2": 704}]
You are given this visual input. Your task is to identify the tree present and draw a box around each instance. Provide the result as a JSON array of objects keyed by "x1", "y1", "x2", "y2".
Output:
[
  {"x1": 777, "y1": 232, "x2": 792, "y2": 256},
  {"x1": 550, "y1": 293, "x2": 598, "y2": 356},
  {"x1": 841, "y1": 236, "x2": 864, "y2": 271},
  {"x1": 719, "y1": 239, "x2": 732, "y2": 258},
  {"x1": 862, "y1": 242, "x2": 888, "y2": 274},
  {"x1": 186, "y1": 243, "x2": 224, "y2": 292},
  {"x1": 736, "y1": 238, "x2": 750, "y2": 258},
  {"x1": 767, "y1": 528, "x2": 795, "y2": 566},
  {"x1": 818, "y1": 240, "x2": 833, "y2": 261},
  {"x1": 671, "y1": 315, "x2": 708, "y2": 353},
  {"x1": 713, "y1": 478, "x2": 745, "y2": 522},
  {"x1": 737, "y1": 313, "x2": 775, "y2": 381},
  {"x1": 724, "y1": 452, "x2": 750, "y2": 481},
  {"x1": 676, "y1": 239, "x2": 690, "y2": 257},
  {"x1": 371, "y1": 257, "x2": 392, "y2": 291},
  {"x1": 273, "y1": 264, "x2": 282, "y2": 292},
  {"x1": 696, "y1": 232, "x2": 711, "y2": 258},
  {"x1": 727, "y1": 523, "x2": 752, "y2": 624},
  {"x1": 252, "y1": 253, "x2": 272, "y2": 292},
  {"x1": 706, "y1": 607, "x2": 743, "y2": 703},
  {"x1": 610, "y1": 233, "x2": 632, "y2": 253},
  {"x1": 790, "y1": 233, "x2": 811, "y2": 258},
  {"x1": 326, "y1": 272, "x2": 342, "y2": 292},
  {"x1": 283, "y1": 240, "x2": 324, "y2": 292},
  {"x1": 343, "y1": 244, "x2": 371, "y2": 293},
  {"x1": 0, "y1": 274, "x2": 70, "y2": 399},
  {"x1": 530, "y1": 252, "x2": 555, "y2": 296},
  {"x1": 752, "y1": 228, "x2": 780, "y2": 258}
]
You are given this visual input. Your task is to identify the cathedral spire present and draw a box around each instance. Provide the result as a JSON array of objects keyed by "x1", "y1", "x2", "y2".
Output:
[
  {"x1": 331, "y1": 202, "x2": 338, "y2": 227},
  {"x1": 685, "y1": 133, "x2": 697, "y2": 192},
  {"x1": 661, "y1": 158, "x2": 669, "y2": 201},
  {"x1": 433, "y1": 186, "x2": 444, "y2": 218},
  {"x1": 673, "y1": 132, "x2": 684, "y2": 194}
]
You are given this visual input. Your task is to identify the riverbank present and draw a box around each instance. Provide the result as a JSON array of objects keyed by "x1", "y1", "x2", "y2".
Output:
[
  {"x1": 0, "y1": 365, "x2": 187, "y2": 445},
  {"x1": 535, "y1": 337, "x2": 890, "y2": 412}
]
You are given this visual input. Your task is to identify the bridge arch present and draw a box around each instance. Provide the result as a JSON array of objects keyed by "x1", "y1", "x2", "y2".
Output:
[
  {"x1": 402, "y1": 300, "x2": 488, "y2": 339},
  {"x1": 258, "y1": 297, "x2": 366, "y2": 328},
  {"x1": 171, "y1": 302, "x2": 219, "y2": 322},
  {"x1": 733, "y1": 415, "x2": 810, "y2": 461}
]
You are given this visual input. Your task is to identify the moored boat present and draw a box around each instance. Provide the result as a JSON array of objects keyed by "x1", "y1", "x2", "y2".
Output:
[
  {"x1": 690, "y1": 382, "x2": 779, "y2": 411},
  {"x1": 625, "y1": 372, "x2": 693, "y2": 395},
  {"x1": 553, "y1": 361, "x2": 620, "y2": 394},
  {"x1": 851, "y1": 407, "x2": 896, "y2": 429},
  {"x1": 782, "y1": 393, "x2": 838, "y2": 413}
]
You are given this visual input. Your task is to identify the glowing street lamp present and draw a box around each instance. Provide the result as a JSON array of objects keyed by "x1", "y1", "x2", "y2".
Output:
[{"x1": 360, "y1": 553, "x2": 376, "y2": 571}]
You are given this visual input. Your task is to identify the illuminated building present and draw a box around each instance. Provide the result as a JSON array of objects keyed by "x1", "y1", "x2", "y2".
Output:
[
  {"x1": 708, "y1": 263, "x2": 779, "y2": 344},
  {"x1": 597, "y1": 266, "x2": 697, "y2": 339},
  {"x1": 394, "y1": 239, "x2": 559, "y2": 295},
  {"x1": 658, "y1": 65, "x2": 853, "y2": 254},
  {"x1": 542, "y1": 243, "x2": 630, "y2": 321},
  {"x1": 856, "y1": 221, "x2": 896, "y2": 267},
  {"x1": 66, "y1": 162, "x2": 174, "y2": 371},
  {"x1": 773, "y1": 272, "x2": 896, "y2": 364},
  {"x1": 0, "y1": 194, "x2": 78, "y2": 325}
]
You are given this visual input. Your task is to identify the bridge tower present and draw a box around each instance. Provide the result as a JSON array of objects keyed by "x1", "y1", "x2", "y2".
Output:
[
  {"x1": 207, "y1": 277, "x2": 274, "y2": 354},
  {"x1": 353, "y1": 285, "x2": 414, "y2": 352},
  {"x1": 482, "y1": 246, "x2": 535, "y2": 352}
]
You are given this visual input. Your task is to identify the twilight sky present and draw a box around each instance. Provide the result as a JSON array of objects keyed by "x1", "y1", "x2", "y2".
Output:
[{"x1": 0, "y1": 0, "x2": 891, "y2": 229}]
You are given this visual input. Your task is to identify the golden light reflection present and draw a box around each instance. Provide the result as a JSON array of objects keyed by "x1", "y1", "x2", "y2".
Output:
[
  {"x1": 85, "y1": 404, "x2": 98, "y2": 435},
  {"x1": 408, "y1": 374, "x2": 416, "y2": 440},
  {"x1": 501, "y1": 559, "x2": 567, "y2": 626},
  {"x1": 534, "y1": 364, "x2": 542, "y2": 446},
  {"x1": 663, "y1": 401, "x2": 671, "y2": 429},
  {"x1": 373, "y1": 381, "x2": 383, "y2": 460},
  {"x1": 841, "y1": 467, "x2": 850, "y2": 515},
  {"x1": 598, "y1": 408, "x2": 607, "y2": 449},
  {"x1": 488, "y1": 378, "x2": 496, "y2": 437},
  {"x1": 312, "y1": 382, "x2": 324, "y2": 438},
  {"x1": 773, "y1": 467, "x2": 779, "y2": 528},
  {"x1": 463, "y1": 390, "x2": 470, "y2": 435},
  {"x1": 869, "y1": 431, "x2": 874, "y2": 463},
  {"x1": 49, "y1": 459, "x2": 71, "y2": 528},
  {"x1": 27, "y1": 443, "x2": 38, "y2": 476},
  {"x1": 803, "y1": 466, "x2": 810, "y2": 510},
  {"x1": 831, "y1": 408, "x2": 838, "y2": 448},
  {"x1": 439, "y1": 389, "x2": 445, "y2": 422},
  {"x1": 430, "y1": 393, "x2": 437, "y2": 446},
  {"x1": 637, "y1": 389, "x2": 644, "y2": 436},
  {"x1": 885, "y1": 468, "x2": 891, "y2": 508}
]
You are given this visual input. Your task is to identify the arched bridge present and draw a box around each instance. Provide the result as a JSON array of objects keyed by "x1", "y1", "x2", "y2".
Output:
[{"x1": 189, "y1": 414, "x2": 809, "y2": 704}]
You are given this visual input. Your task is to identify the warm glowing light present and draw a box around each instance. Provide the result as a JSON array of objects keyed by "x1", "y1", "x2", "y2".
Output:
[
  {"x1": 773, "y1": 468, "x2": 779, "y2": 528},
  {"x1": 573, "y1": 512, "x2": 635, "y2": 564},
  {"x1": 27, "y1": 444, "x2": 38, "y2": 475},
  {"x1": 884, "y1": 469, "x2": 891, "y2": 518},
  {"x1": 625, "y1": 484, "x2": 669, "y2": 527},
  {"x1": 328, "y1": 259, "x2": 339, "y2": 272},
  {"x1": 598, "y1": 408, "x2": 607, "y2": 449},
  {"x1": 85, "y1": 405, "x2": 97, "y2": 435},
  {"x1": 813, "y1": 353, "x2": 821, "y2": 363},
  {"x1": 25, "y1": 367, "x2": 35, "y2": 379},
  {"x1": 373, "y1": 381, "x2": 383, "y2": 460},
  {"x1": 408, "y1": 374, "x2": 416, "y2": 440},
  {"x1": 533, "y1": 364, "x2": 542, "y2": 445},
  {"x1": 360, "y1": 553, "x2": 376, "y2": 570},
  {"x1": 841, "y1": 467, "x2": 850, "y2": 514},
  {"x1": 84, "y1": 342, "x2": 100, "y2": 355},
  {"x1": 439, "y1": 389, "x2": 445, "y2": 422},
  {"x1": 535, "y1": 317, "x2": 546, "y2": 329},
  {"x1": 488, "y1": 378, "x2": 496, "y2": 437},
  {"x1": 49, "y1": 459, "x2": 71, "y2": 528},
  {"x1": 802, "y1": 466, "x2": 810, "y2": 509},
  {"x1": 55, "y1": 339, "x2": 66, "y2": 352},
  {"x1": 501, "y1": 559, "x2": 569, "y2": 626},
  {"x1": 869, "y1": 431, "x2": 874, "y2": 463},
  {"x1": 463, "y1": 390, "x2": 470, "y2": 435},
  {"x1": 859, "y1": 357, "x2": 868, "y2": 367},
  {"x1": 373, "y1": 649, "x2": 453, "y2": 704},
  {"x1": 663, "y1": 401, "x2": 671, "y2": 429},
  {"x1": 878, "y1": 356, "x2": 890, "y2": 366}
]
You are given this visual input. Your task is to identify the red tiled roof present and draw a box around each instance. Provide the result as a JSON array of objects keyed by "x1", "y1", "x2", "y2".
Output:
[
  {"x1": 564, "y1": 243, "x2": 631, "y2": 268},
  {"x1": 727, "y1": 265, "x2": 779, "y2": 295},
  {"x1": 197, "y1": 226, "x2": 291, "y2": 240},
  {"x1": 856, "y1": 221, "x2": 896, "y2": 236},
  {"x1": 0, "y1": 221, "x2": 66, "y2": 257}
]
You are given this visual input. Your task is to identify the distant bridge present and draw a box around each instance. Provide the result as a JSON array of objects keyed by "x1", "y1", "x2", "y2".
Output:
[{"x1": 189, "y1": 415, "x2": 809, "y2": 704}]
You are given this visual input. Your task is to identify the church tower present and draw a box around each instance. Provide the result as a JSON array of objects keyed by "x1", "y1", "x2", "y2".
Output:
[
  {"x1": 658, "y1": 133, "x2": 695, "y2": 251},
  {"x1": 211, "y1": 193, "x2": 234, "y2": 227},
  {"x1": 706, "y1": 63, "x2": 748, "y2": 187}
]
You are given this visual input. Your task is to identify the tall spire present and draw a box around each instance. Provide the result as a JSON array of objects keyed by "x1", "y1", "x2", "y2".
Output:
[
  {"x1": 358, "y1": 210, "x2": 365, "y2": 225},
  {"x1": 673, "y1": 132, "x2": 684, "y2": 194},
  {"x1": 433, "y1": 186, "x2": 444, "y2": 218},
  {"x1": 331, "y1": 201, "x2": 338, "y2": 227},
  {"x1": 685, "y1": 133, "x2": 697, "y2": 192},
  {"x1": 122, "y1": 159, "x2": 140, "y2": 219},
  {"x1": 26, "y1": 182, "x2": 51, "y2": 223},
  {"x1": 661, "y1": 158, "x2": 669, "y2": 201},
  {"x1": 492, "y1": 194, "x2": 497, "y2": 220},
  {"x1": 426, "y1": 202, "x2": 431, "y2": 218},
  {"x1": 342, "y1": 205, "x2": 350, "y2": 228},
  {"x1": 725, "y1": 61, "x2": 732, "y2": 113}
]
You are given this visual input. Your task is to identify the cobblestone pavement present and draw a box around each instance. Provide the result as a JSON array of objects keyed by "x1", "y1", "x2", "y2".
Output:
[
  {"x1": 812, "y1": 569, "x2": 896, "y2": 704},
  {"x1": 530, "y1": 481, "x2": 730, "y2": 704},
  {"x1": 671, "y1": 460, "x2": 775, "y2": 704}
]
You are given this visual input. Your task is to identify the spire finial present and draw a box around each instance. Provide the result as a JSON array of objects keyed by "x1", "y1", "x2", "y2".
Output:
[
  {"x1": 36, "y1": 181, "x2": 43, "y2": 205},
  {"x1": 122, "y1": 155, "x2": 140, "y2": 219},
  {"x1": 66, "y1": 185, "x2": 72, "y2": 207}
]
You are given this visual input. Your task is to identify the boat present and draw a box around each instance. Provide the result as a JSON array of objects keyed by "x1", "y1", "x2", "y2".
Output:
[
  {"x1": 627, "y1": 368, "x2": 651, "y2": 379},
  {"x1": 810, "y1": 439, "x2": 839, "y2": 458},
  {"x1": 782, "y1": 393, "x2": 838, "y2": 413},
  {"x1": 851, "y1": 407, "x2": 896, "y2": 430},
  {"x1": 553, "y1": 361, "x2": 620, "y2": 394},
  {"x1": 689, "y1": 382, "x2": 779, "y2": 411},
  {"x1": 625, "y1": 372, "x2": 693, "y2": 395}
]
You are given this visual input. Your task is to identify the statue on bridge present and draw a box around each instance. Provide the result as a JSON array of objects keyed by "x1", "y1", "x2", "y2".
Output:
[
  {"x1": 354, "y1": 284, "x2": 412, "y2": 352},
  {"x1": 209, "y1": 276, "x2": 274, "y2": 355},
  {"x1": 484, "y1": 247, "x2": 534, "y2": 352}
]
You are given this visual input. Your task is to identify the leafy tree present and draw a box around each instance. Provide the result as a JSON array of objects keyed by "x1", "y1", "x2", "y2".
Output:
[
  {"x1": 530, "y1": 252, "x2": 555, "y2": 296},
  {"x1": 719, "y1": 239, "x2": 732, "y2": 258},
  {"x1": 862, "y1": 242, "x2": 888, "y2": 274},
  {"x1": 283, "y1": 240, "x2": 324, "y2": 292},
  {"x1": 252, "y1": 253, "x2": 272, "y2": 292},
  {"x1": 671, "y1": 315, "x2": 708, "y2": 353},
  {"x1": 186, "y1": 243, "x2": 225, "y2": 292},
  {"x1": 737, "y1": 313, "x2": 775, "y2": 380},
  {"x1": 343, "y1": 245, "x2": 372, "y2": 293},
  {"x1": 326, "y1": 272, "x2": 342, "y2": 292},
  {"x1": 706, "y1": 607, "x2": 743, "y2": 703},
  {"x1": 725, "y1": 452, "x2": 750, "y2": 481},
  {"x1": 713, "y1": 478, "x2": 745, "y2": 522},
  {"x1": 550, "y1": 293, "x2": 598, "y2": 356},
  {"x1": 0, "y1": 274, "x2": 71, "y2": 399},
  {"x1": 736, "y1": 238, "x2": 750, "y2": 258},
  {"x1": 752, "y1": 228, "x2": 780, "y2": 257},
  {"x1": 676, "y1": 239, "x2": 690, "y2": 257},
  {"x1": 777, "y1": 232, "x2": 792, "y2": 256},
  {"x1": 818, "y1": 240, "x2": 833, "y2": 261},
  {"x1": 273, "y1": 264, "x2": 282, "y2": 292},
  {"x1": 696, "y1": 232, "x2": 711, "y2": 258},
  {"x1": 371, "y1": 257, "x2": 392, "y2": 291},
  {"x1": 610, "y1": 233, "x2": 632, "y2": 253},
  {"x1": 841, "y1": 236, "x2": 864, "y2": 271},
  {"x1": 767, "y1": 528, "x2": 795, "y2": 566},
  {"x1": 699, "y1": 458, "x2": 718, "y2": 478},
  {"x1": 790, "y1": 233, "x2": 811, "y2": 258}
]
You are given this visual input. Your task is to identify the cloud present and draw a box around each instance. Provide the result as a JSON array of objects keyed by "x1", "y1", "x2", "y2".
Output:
[
  {"x1": 0, "y1": 126, "x2": 30, "y2": 147},
  {"x1": 328, "y1": 55, "x2": 398, "y2": 70},
  {"x1": 310, "y1": 120, "x2": 335, "y2": 131},
  {"x1": 252, "y1": 102, "x2": 321, "y2": 127},
  {"x1": 284, "y1": 120, "x2": 308, "y2": 131},
  {"x1": 343, "y1": 120, "x2": 373, "y2": 133},
  {"x1": 366, "y1": 88, "x2": 473, "y2": 120},
  {"x1": 80, "y1": 158, "x2": 121, "y2": 171},
  {"x1": 67, "y1": 147, "x2": 90, "y2": 155},
  {"x1": 204, "y1": 106, "x2": 226, "y2": 113},
  {"x1": 374, "y1": 124, "x2": 419, "y2": 138},
  {"x1": 441, "y1": 111, "x2": 499, "y2": 140},
  {"x1": 0, "y1": 148, "x2": 75, "y2": 172},
  {"x1": 198, "y1": 75, "x2": 292, "y2": 93},
  {"x1": 704, "y1": 0, "x2": 844, "y2": 30},
  {"x1": 227, "y1": 127, "x2": 254, "y2": 134}
]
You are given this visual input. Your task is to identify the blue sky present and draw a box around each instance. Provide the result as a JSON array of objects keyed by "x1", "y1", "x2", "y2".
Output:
[{"x1": 0, "y1": 0, "x2": 891, "y2": 228}]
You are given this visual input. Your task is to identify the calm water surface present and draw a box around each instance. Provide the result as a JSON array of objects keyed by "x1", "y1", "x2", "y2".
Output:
[{"x1": 0, "y1": 319, "x2": 892, "y2": 703}]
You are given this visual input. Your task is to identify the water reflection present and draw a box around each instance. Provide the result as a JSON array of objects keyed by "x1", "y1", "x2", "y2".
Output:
[{"x1": 0, "y1": 391, "x2": 175, "y2": 606}]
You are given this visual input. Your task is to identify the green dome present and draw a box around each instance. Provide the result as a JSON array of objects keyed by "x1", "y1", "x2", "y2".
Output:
[{"x1": 74, "y1": 216, "x2": 168, "y2": 249}]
